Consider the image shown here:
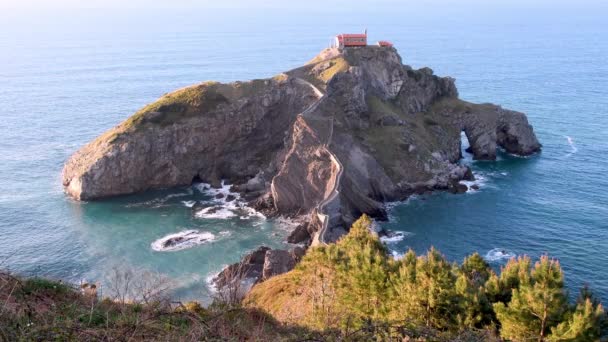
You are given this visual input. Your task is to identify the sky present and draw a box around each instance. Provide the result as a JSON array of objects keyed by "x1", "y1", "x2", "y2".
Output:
[{"x1": 2, "y1": 0, "x2": 608, "y2": 10}]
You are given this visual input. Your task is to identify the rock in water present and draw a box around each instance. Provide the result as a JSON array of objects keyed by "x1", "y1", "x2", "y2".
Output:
[
  {"x1": 63, "y1": 46, "x2": 541, "y2": 240},
  {"x1": 287, "y1": 223, "x2": 311, "y2": 244},
  {"x1": 213, "y1": 246, "x2": 270, "y2": 289},
  {"x1": 213, "y1": 246, "x2": 301, "y2": 290}
]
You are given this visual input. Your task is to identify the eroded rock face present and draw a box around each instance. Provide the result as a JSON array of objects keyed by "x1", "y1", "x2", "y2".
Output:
[
  {"x1": 63, "y1": 46, "x2": 540, "y2": 243},
  {"x1": 213, "y1": 246, "x2": 303, "y2": 290},
  {"x1": 62, "y1": 77, "x2": 319, "y2": 200}
]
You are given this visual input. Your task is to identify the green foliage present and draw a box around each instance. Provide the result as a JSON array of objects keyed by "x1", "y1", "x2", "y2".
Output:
[
  {"x1": 249, "y1": 216, "x2": 606, "y2": 341},
  {"x1": 493, "y1": 255, "x2": 569, "y2": 341},
  {"x1": 485, "y1": 255, "x2": 532, "y2": 304},
  {"x1": 389, "y1": 248, "x2": 460, "y2": 329},
  {"x1": 550, "y1": 298, "x2": 605, "y2": 341},
  {"x1": 548, "y1": 286, "x2": 608, "y2": 341},
  {"x1": 21, "y1": 277, "x2": 71, "y2": 296}
]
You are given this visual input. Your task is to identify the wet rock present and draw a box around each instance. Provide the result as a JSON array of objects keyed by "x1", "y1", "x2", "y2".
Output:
[
  {"x1": 290, "y1": 246, "x2": 306, "y2": 261},
  {"x1": 463, "y1": 167, "x2": 475, "y2": 181},
  {"x1": 287, "y1": 223, "x2": 311, "y2": 244},
  {"x1": 192, "y1": 201, "x2": 212, "y2": 212},
  {"x1": 214, "y1": 246, "x2": 301, "y2": 290},
  {"x1": 262, "y1": 250, "x2": 297, "y2": 280},
  {"x1": 251, "y1": 193, "x2": 275, "y2": 217},
  {"x1": 215, "y1": 193, "x2": 225, "y2": 199},
  {"x1": 204, "y1": 206, "x2": 221, "y2": 214},
  {"x1": 225, "y1": 194, "x2": 236, "y2": 202},
  {"x1": 213, "y1": 246, "x2": 270, "y2": 289},
  {"x1": 448, "y1": 181, "x2": 468, "y2": 194}
]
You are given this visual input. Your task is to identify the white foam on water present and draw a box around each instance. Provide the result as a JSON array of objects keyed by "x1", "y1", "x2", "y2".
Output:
[
  {"x1": 192, "y1": 181, "x2": 266, "y2": 220},
  {"x1": 196, "y1": 206, "x2": 238, "y2": 219},
  {"x1": 204, "y1": 265, "x2": 255, "y2": 297},
  {"x1": 380, "y1": 231, "x2": 411, "y2": 243},
  {"x1": 484, "y1": 248, "x2": 516, "y2": 262},
  {"x1": 391, "y1": 250, "x2": 404, "y2": 260},
  {"x1": 164, "y1": 190, "x2": 192, "y2": 200},
  {"x1": 205, "y1": 268, "x2": 225, "y2": 293},
  {"x1": 461, "y1": 173, "x2": 487, "y2": 193},
  {"x1": 383, "y1": 197, "x2": 416, "y2": 222},
  {"x1": 151, "y1": 230, "x2": 216, "y2": 252},
  {"x1": 182, "y1": 200, "x2": 196, "y2": 208},
  {"x1": 461, "y1": 170, "x2": 501, "y2": 193},
  {"x1": 274, "y1": 216, "x2": 302, "y2": 232},
  {"x1": 564, "y1": 135, "x2": 578, "y2": 157}
]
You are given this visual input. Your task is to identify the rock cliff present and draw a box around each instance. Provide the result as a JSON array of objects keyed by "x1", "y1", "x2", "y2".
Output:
[{"x1": 63, "y1": 46, "x2": 541, "y2": 242}]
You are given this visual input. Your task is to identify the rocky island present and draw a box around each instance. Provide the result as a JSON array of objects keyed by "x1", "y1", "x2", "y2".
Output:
[{"x1": 63, "y1": 46, "x2": 540, "y2": 276}]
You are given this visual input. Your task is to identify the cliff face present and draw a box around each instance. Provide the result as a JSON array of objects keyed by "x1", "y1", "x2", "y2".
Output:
[
  {"x1": 62, "y1": 77, "x2": 319, "y2": 200},
  {"x1": 63, "y1": 46, "x2": 540, "y2": 239}
]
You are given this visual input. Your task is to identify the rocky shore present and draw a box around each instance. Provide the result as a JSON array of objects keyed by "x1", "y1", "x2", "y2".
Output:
[{"x1": 62, "y1": 46, "x2": 541, "y2": 289}]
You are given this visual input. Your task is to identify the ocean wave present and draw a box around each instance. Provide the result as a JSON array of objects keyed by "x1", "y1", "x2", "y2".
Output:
[
  {"x1": 192, "y1": 181, "x2": 266, "y2": 220},
  {"x1": 205, "y1": 265, "x2": 256, "y2": 296},
  {"x1": 380, "y1": 231, "x2": 409, "y2": 243},
  {"x1": 484, "y1": 248, "x2": 516, "y2": 262},
  {"x1": 273, "y1": 216, "x2": 300, "y2": 231},
  {"x1": 164, "y1": 190, "x2": 193, "y2": 200},
  {"x1": 151, "y1": 230, "x2": 216, "y2": 252},
  {"x1": 182, "y1": 200, "x2": 196, "y2": 208},
  {"x1": 196, "y1": 206, "x2": 238, "y2": 219},
  {"x1": 205, "y1": 268, "x2": 223, "y2": 293},
  {"x1": 564, "y1": 135, "x2": 578, "y2": 157},
  {"x1": 461, "y1": 173, "x2": 487, "y2": 193},
  {"x1": 126, "y1": 189, "x2": 194, "y2": 208}
]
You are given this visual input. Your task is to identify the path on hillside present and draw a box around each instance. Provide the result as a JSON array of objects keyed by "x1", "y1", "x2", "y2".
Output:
[{"x1": 293, "y1": 77, "x2": 344, "y2": 246}]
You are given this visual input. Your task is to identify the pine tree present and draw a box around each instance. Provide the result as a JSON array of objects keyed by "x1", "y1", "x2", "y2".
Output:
[
  {"x1": 389, "y1": 248, "x2": 460, "y2": 330},
  {"x1": 494, "y1": 255, "x2": 568, "y2": 342},
  {"x1": 331, "y1": 215, "x2": 391, "y2": 329},
  {"x1": 455, "y1": 253, "x2": 493, "y2": 329},
  {"x1": 486, "y1": 255, "x2": 532, "y2": 304},
  {"x1": 388, "y1": 249, "x2": 419, "y2": 327},
  {"x1": 549, "y1": 285, "x2": 607, "y2": 341},
  {"x1": 461, "y1": 253, "x2": 491, "y2": 287},
  {"x1": 549, "y1": 298, "x2": 605, "y2": 341}
]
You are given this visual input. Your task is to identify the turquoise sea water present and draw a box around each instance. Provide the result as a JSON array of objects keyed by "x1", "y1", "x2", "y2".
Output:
[{"x1": 1, "y1": 7, "x2": 607, "y2": 302}]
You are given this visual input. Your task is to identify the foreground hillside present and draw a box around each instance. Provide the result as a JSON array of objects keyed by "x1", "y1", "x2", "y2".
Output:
[
  {"x1": 0, "y1": 271, "x2": 317, "y2": 341},
  {"x1": 2, "y1": 217, "x2": 605, "y2": 341},
  {"x1": 245, "y1": 216, "x2": 606, "y2": 341}
]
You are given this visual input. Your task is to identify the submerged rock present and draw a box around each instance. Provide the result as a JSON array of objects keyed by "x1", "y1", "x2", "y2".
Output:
[{"x1": 63, "y1": 46, "x2": 541, "y2": 241}]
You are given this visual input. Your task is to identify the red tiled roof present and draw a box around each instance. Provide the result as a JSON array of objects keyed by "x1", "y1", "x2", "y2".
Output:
[{"x1": 338, "y1": 33, "x2": 367, "y2": 38}]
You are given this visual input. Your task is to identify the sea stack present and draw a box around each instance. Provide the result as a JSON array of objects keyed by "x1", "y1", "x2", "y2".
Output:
[{"x1": 62, "y1": 46, "x2": 541, "y2": 241}]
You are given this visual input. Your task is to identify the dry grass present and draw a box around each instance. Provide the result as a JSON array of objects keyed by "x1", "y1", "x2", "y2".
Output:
[
  {"x1": 0, "y1": 270, "x2": 311, "y2": 341},
  {"x1": 318, "y1": 57, "x2": 349, "y2": 83}
]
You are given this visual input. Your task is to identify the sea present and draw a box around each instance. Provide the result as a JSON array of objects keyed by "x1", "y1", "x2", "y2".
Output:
[{"x1": 1, "y1": 5, "x2": 607, "y2": 303}]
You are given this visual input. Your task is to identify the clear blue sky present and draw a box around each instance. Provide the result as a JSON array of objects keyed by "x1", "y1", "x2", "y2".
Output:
[{"x1": 2, "y1": 0, "x2": 607, "y2": 10}]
